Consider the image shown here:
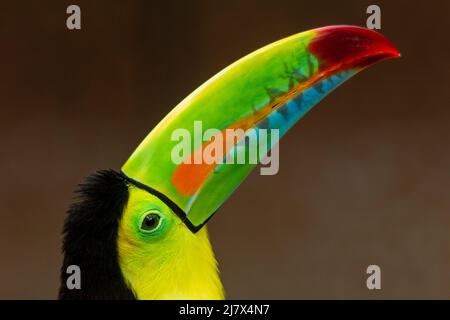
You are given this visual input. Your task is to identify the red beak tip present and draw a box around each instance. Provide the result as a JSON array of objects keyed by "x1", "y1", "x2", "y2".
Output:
[{"x1": 309, "y1": 25, "x2": 401, "y2": 68}]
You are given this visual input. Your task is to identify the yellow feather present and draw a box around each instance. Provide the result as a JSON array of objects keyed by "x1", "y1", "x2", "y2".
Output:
[{"x1": 117, "y1": 186, "x2": 224, "y2": 299}]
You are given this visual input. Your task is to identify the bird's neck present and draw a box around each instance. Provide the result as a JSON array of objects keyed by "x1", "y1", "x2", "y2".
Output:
[{"x1": 118, "y1": 226, "x2": 225, "y2": 300}]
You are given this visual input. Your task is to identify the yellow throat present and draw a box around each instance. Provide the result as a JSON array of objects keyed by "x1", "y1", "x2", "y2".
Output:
[{"x1": 117, "y1": 186, "x2": 224, "y2": 299}]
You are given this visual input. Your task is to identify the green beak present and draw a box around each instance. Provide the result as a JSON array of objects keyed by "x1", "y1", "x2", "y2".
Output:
[{"x1": 122, "y1": 25, "x2": 400, "y2": 232}]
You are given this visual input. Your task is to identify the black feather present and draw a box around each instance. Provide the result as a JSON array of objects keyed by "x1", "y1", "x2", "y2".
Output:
[{"x1": 59, "y1": 170, "x2": 136, "y2": 299}]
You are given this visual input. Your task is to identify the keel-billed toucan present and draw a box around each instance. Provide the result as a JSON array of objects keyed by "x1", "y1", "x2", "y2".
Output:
[{"x1": 59, "y1": 26, "x2": 399, "y2": 299}]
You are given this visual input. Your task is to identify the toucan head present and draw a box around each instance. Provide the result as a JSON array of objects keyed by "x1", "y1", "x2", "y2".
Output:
[{"x1": 60, "y1": 26, "x2": 399, "y2": 300}]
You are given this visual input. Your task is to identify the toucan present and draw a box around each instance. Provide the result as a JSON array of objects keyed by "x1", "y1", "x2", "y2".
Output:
[{"x1": 59, "y1": 26, "x2": 399, "y2": 299}]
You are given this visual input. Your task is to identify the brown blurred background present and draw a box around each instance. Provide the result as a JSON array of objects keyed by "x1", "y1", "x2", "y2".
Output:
[{"x1": 0, "y1": 0, "x2": 449, "y2": 299}]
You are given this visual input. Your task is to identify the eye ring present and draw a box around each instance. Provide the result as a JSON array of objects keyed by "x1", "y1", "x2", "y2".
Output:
[{"x1": 139, "y1": 211, "x2": 162, "y2": 233}]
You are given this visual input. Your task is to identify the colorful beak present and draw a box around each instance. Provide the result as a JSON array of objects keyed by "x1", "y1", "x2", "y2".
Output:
[{"x1": 121, "y1": 25, "x2": 400, "y2": 232}]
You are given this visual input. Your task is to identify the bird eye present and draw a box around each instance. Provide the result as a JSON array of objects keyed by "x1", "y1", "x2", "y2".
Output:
[{"x1": 139, "y1": 213, "x2": 161, "y2": 233}]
